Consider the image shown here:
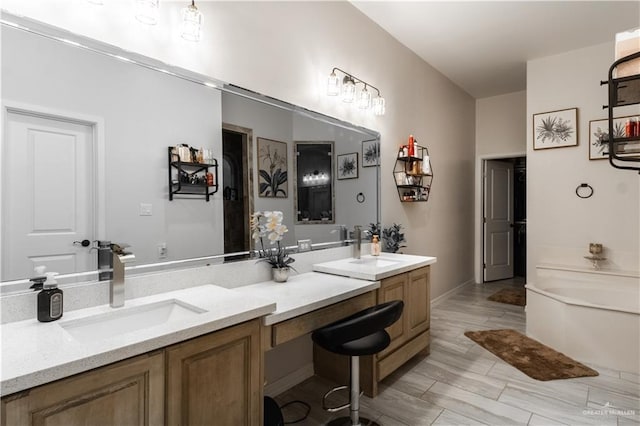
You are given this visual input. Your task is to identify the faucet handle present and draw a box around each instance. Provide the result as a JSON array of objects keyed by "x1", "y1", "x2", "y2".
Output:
[{"x1": 110, "y1": 243, "x2": 131, "y2": 255}]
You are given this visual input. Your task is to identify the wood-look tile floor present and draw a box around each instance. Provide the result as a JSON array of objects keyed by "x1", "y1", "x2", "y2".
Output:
[{"x1": 274, "y1": 279, "x2": 640, "y2": 425}]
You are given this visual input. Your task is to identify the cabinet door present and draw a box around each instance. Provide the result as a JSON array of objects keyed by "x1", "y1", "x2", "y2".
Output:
[
  {"x1": 1, "y1": 352, "x2": 164, "y2": 426},
  {"x1": 407, "y1": 266, "x2": 430, "y2": 339},
  {"x1": 166, "y1": 319, "x2": 262, "y2": 426},
  {"x1": 377, "y1": 273, "x2": 407, "y2": 357}
]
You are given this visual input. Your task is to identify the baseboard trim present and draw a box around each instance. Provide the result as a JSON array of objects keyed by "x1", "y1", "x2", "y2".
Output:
[
  {"x1": 431, "y1": 279, "x2": 475, "y2": 307},
  {"x1": 264, "y1": 363, "x2": 315, "y2": 397}
]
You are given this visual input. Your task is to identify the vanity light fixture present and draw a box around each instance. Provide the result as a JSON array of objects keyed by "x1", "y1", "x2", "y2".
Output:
[
  {"x1": 181, "y1": 0, "x2": 203, "y2": 42},
  {"x1": 327, "y1": 67, "x2": 385, "y2": 116},
  {"x1": 134, "y1": 0, "x2": 159, "y2": 25}
]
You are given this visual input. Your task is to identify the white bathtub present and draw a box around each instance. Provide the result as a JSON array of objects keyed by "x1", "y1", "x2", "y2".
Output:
[{"x1": 526, "y1": 265, "x2": 640, "y2": 374}]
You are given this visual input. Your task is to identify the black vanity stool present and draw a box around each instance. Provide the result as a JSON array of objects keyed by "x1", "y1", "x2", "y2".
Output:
[{"x1": 311, "y1": 300, "x2": 404, "y2": 426}]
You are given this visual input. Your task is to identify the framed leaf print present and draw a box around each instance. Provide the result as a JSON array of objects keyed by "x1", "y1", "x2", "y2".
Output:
[
  {"x1": 257, "y1": 137, "x2": 288, "y2": 198},
  {"x1": 337, "y1": 153, "x2": 358, "y2": 179},
  {"x1": 533, "y1": 108, "x2": 578, "y2": 150}
]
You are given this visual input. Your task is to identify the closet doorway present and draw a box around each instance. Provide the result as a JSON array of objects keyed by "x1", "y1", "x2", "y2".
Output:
[
  {"x1": 222, "y1": 124, "x2": 254, "y2": 260},
  {"x1": 482, "y1": 156, "x2": 526, "y2": 282}
]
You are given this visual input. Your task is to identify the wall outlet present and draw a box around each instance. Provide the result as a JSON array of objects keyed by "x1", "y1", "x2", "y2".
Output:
[
  {"x1": 297, "y1": 239, "x2": 312, "y2": 252},
  {"x1": 157, "y1": 243, "x2": 167, "y2": 259},
  {"x1": 139, "y1": 203, "x2": 153, "y2": 216}
]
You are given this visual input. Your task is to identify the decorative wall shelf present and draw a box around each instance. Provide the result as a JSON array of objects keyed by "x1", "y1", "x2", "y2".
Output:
[
  {"x1": 601, "y1": 50, "x2": 640, "y2": 173},
  {"x1": 393, "y1": 143, "x2": 433, "y2": 202},
  {"x1": 168, "y1": 147, "x2": 219, "y2": 201}
]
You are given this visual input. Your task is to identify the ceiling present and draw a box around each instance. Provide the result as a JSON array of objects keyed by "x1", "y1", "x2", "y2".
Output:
[{"x1": 352, "y1": 1, "x2": 640, "y2": 99}]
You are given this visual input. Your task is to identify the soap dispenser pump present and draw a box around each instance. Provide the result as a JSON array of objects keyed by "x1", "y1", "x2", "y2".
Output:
[
  {"x1": 37, "y1": 272, "x2": 63, "y2": 322},
  {"x1": 371, "y1": 235, "x2": 381, "y2": 256}
]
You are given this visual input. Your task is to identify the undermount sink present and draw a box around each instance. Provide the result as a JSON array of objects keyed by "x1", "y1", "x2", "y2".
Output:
[
  {"x1": 348, "y1": 257, "x2": 400, "y2": 268},
  {"x1": 60, "y1": 299, "x2": 206, "y2": 343}
]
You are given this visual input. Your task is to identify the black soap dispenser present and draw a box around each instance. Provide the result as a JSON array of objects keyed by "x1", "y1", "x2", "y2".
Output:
[{"x1": 38, "y1": 272, "x2": 63, "y2": 322}]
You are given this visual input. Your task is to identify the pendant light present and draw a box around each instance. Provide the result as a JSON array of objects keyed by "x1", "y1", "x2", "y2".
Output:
[
  {"x1": 342, "y1": 76, "x2": 356, "y2": 103},
  {"x1": 327, "y1": 71, "x2": 340, "y2": 96},
  {"x1": 181, "y1": 0, "x2": 203, "y2": 42},
  {"x1": 134, "y1": 0, "x2": 159, "y2": 25},
  {"x1": 358, "y1": 85, "x2": 372, "y2": 109},
  {"x1": 372, "y1": 96, "x2": 386, "y2": 116}
]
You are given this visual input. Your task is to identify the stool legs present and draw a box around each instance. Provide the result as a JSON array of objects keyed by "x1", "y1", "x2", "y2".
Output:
[
  {"x1": 350, "y1": 356, "x2": 360, "y2": 425},
  {"x1": 326, "y1": 355, "x2": 380, "y2": 426}
]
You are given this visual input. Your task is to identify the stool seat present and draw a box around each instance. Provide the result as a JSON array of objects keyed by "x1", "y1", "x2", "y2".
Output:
[
  {"x1": 312, "y1": 300, "x2": 403, "y2": 355},
  {"x1": 311, "y1": 300, "x2": 404, "y2": 426},
  {"x1": 315, "y1": 330, "x2": 390, "y2": 356}
]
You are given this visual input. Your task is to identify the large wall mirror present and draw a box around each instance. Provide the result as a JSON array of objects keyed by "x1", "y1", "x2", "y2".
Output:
[{"x1": 0, "y1": 13, "x2": 381, "y2": 287}]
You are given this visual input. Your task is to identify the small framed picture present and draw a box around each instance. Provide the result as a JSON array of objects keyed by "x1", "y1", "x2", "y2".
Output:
[
  {"x1": 337, "y1": 152, "x2": 358, "y2": 180},
  {"x1": 362, "y1": 139, "x2": 380, "y2": 167},
  {"x1": 589, "y1": 116, "x2": 634, "y2": 160},
  {"x1": 533, "y1": 108, "x2": 578, "y2": 150}
]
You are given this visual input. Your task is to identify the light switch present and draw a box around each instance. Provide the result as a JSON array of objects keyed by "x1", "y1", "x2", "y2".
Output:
[{"x1": 139, "y1": 203, "x2": 152, "y2": 216}]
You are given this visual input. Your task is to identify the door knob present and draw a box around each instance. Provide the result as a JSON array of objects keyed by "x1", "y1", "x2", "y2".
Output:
[{"x1": 73, "y1": 239, "x2": 91, "y2": 247}]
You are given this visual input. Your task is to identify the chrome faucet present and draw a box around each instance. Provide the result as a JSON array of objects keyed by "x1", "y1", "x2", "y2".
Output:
[
  {"x1": 110, "y1": 245, "x2": 135, "y2": 308},
  {"x1": 353, "y1": 225, "x2": 362, "y2": 259}
]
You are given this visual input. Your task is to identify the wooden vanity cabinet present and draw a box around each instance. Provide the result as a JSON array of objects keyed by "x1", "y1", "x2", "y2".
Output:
[
  {"x1": 1, "y1": 351, "x2": 165, "y2": 426},
  {"x1": 1, "y1": 319, "x2": 263, "y2": 426},
  {"x1": 314, "y1": 266, "x2": 431, "y2": 397},
  {"x1": 166, "y1": 318, "x2": 262, "y2": 426}
]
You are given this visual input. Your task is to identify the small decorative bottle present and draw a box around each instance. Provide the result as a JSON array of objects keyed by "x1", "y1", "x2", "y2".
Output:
[
  {"x1": 371, "y1": 235, "x2": 381, "y2": 256},
  {"x1": 408, "y1": 135, "x2": 415, "y2": 157}
]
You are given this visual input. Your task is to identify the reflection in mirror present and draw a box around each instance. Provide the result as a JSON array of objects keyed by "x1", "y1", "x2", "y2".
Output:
[
  {"x1": 295, "y1": 142, "x2": 334, "y2": 224},
  {"x1": 0, "y1": 14, "x2": 380, "y2": 286}
]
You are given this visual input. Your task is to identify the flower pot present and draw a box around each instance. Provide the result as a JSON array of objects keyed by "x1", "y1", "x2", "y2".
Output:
[{"x1": 272, "y1": 267, "x2": 290, "y2": 283}]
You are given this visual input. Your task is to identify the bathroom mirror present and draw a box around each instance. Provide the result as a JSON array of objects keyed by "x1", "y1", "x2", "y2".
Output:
[{"x1": 0, "y1": 14, "x2": 380, "y2": 285}]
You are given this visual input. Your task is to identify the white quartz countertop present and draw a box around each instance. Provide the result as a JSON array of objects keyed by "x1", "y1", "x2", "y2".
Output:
[
  {"x1": 313, "y1": 253, "x2": 437, "y2": 281},
  {"x1": 0, "y1": 285, "x2": 275, "y2": 396},
  {"x1": 232, "y1": 272, "x2": 380, "y2": 325},
  {"x1": 1, "y1": 271, "x2": 382, "y2": 396}
]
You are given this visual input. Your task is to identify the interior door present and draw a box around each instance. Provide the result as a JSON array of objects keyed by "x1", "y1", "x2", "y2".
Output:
[
  {"x1": 483, "y1": 159, "x2": 514, "y2": 282},
  {"x1": 2, "y1": 109, "x2": 95, "y2": 280}
]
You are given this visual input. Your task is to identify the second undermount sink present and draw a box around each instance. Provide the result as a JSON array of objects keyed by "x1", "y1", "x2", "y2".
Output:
[
  {"x1": 349, "y1": 256, "x2": 400, "y2": 268},
  {"x1": 60, "y1": 299, "x2": 206, "y2": 343}
]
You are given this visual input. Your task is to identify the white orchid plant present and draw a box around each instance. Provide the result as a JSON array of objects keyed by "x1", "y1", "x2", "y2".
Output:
[{"x1": 250, "y1": 211, "x2": 295, "y2": 270}]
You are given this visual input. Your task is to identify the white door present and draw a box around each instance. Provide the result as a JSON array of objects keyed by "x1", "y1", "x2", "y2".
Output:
[
  {"x1": 2, "y1": 109, "x2": 95, "y2": 281},
  {"x1": 483, "y1": 159, "x2": 514, "y2": 282}
]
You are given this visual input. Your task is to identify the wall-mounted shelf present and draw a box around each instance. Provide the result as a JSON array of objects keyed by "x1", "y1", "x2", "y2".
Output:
[
  {"x1": 601, "y1": 50, "x2": 640, "y2": 172},
  {"x1": 393, "y1": 144, "x2": 433, "y2": 202},
  {"x1": 168, "y1": 147, "x2": 219, "y2": 201}
]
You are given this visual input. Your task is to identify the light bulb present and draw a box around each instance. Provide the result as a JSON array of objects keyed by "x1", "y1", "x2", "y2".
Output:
[
  {"x1": 327, "y1": 71, "x2": 340, "y2": 96},
  {"x1": 373, "y1": 96, "x2": 386, "y2": 116},
  {"x1": 358, "y1": 85, "x2": 371, "y2": 109},
  {"x1": 134, "y1": 0, "x2": 159, "y2": 25},
  {"x1": 341, "y1": 76, "x2": 356, "y2": 103},
  {"x1": 181, "y1": 1, "x2": 203, "y2": 41}
]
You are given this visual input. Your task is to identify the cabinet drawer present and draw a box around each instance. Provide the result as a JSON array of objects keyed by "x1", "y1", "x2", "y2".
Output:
[
  {"x1": 271, "y1": 291, "x2": 375, "y2": 347},
  {"x1": 377, "y1": 329, "x2": 430, "y2": 381}
]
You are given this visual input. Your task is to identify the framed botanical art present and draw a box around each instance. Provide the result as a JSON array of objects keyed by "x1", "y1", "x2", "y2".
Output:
[
  {"x1": 533, "y1": 108, "x2": 578, "y2": 150},
  {"x1": 589, "y1": 116, "x2": 632, "y2": 160},
  {"x1": 362, "y1": 139, "x2": 380, "y2": 167},
  {"x1": 337, "y1": 152, "x2": 358, "y2": 180},
  {"x1": 257, "y1": 137, "x2": 288, "y2": 197}
]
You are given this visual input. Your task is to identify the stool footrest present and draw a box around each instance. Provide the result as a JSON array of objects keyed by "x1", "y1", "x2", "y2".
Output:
[
  {"x1": 322, "y1": 385, "x2": 350, "y2": 412},
  {"x1": 322, "y1": 385, "x2": 365, "y2": 413}
]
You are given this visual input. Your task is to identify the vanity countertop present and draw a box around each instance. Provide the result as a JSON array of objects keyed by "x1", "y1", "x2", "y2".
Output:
[
  {"x1": 232, "y1": 271, "x2": 380, "y2": 325},
  {"x1": 0, "y1": 284, "x2": 275, "y2": 397},
  {"x1": 1, "y1": 271, "x2": 380, "y2": 396},
  {"x1": 313, "y1": 253, "x2": 437, "y2": 281}
]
